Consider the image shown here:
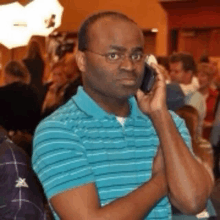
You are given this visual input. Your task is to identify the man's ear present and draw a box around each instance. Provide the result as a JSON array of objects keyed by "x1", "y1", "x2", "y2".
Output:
[{"x1": 75, "y1": 50, "x2": 86, "y2": 73}]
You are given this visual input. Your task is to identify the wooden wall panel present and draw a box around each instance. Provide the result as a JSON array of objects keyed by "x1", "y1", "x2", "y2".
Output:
[
  {"x1": 209, "y1": 29, "x2": 220, "y2": 57},
  {"x1": 58, "y1": 0, "x2": 168, "y2": 55},
  {"x1": 177, "y1": 29, "x2": 220, "y2": 61},
  {"x1": 143, "y1": 32, "x2": 156, "y2": 55}
]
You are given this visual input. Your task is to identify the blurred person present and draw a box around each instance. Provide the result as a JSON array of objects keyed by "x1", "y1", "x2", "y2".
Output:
[
  {"x1": 0, "y1": 126, "x2": 51, "y2": 219},
  {"x1": 169, "y1": 52, "x2": 206, "y2": 137},
  {"x1": 42, "y1": 54, "x2": 82, "y2": 118},
  {"x1": 157, "y1": 56, "x2": 169, "y2": 71},
  {"x1": 212, "y1": 63, "x2": 220, "y2": 90},
  {"x1": 199, "y1": 53, "x2": 210, "y2": 64},
  {"x1": 176, "y1": 105, "x2": 214, "y2": 172},
  {"x1": 23, "y1": 38, "x2": 46, "y2": 105},
  {"x1": 158, "y1": 63, "x2": 170, "y2": 83},
  {"x1": 197, "y1": 63, "x2": 219, "y2": 140},
  {"x1": 169, "y1": 52, "x2": 200, "y2": 89},
  {"x1": 157, "y1": 56, "x2": 171, "y2": 83},
  {"x1": 62, "y1": 53, "x2": 82, "y2": 103},
  {"x1": 174, "y1": 105, "x2": 216, "y2": 220},
  {"x1": 0, "y1": 61, "x2": 41, "y2": 156},
  {"x1": 210, "y1": 101, "x2": 220, "y2": 179},
  {"x1": 33, "y1": 11, "x2": 213, "y2": 220},
  {"x1": 209, "y1": 65, "x2": 220, "y2": 178},
  {"x1": 3, "y1": 60, "x2": 30, "y2": 85},
  {"x1": 41, "y1": 61, "x2": 67, "y2": 117}
]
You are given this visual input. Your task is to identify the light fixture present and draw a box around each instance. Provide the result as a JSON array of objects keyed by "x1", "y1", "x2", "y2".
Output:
[
  {"x1": 151, "y1": 28, "x2": 158, "y2": 33},
  {"x1": 0, "y1": 2, "x2": 32, "y2": 49},
  {"x1": 24, "y1": 0, "x2": 64, "y2": 36},
  {"x1": 0, "y1": 0, "x2": 64, "y2": 49}
]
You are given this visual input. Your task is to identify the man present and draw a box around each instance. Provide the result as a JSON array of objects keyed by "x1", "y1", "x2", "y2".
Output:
[
  {"x1": 32, "y1": 12, "x2": 213, "y2": 220},
  {"x1": 3, "y1": 60, "x2": 30, "y2": 85},
  {"x1": 0, "y1": 126, "x2": 48, "y2": 219},
  {"x1": 0, "y1": 61, "x2": 41, "y2": 136},
  {"x1": 169, "y1": 52, "x2": 206, "y2": 137}
]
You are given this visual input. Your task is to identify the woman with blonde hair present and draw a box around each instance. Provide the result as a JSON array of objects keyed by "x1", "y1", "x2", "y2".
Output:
[
  {"x1": 23, "y1": 38, "x2": 45, "y2": 105},
  {"x1": 173, "y1": 105, "x2": 216, "y2": 220},
  {"x1": 197, "y1": 63, "x2": 219, "y2": 140}
]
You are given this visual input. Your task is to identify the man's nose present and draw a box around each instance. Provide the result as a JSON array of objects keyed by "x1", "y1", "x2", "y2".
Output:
[{"x1": 119, "y1": 55, "x2": 135, "y2": 71}]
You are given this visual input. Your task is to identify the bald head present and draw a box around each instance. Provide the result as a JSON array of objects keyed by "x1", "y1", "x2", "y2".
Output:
[{"x1": 78, "y1": 11, "x2": 142, "y2": 52}]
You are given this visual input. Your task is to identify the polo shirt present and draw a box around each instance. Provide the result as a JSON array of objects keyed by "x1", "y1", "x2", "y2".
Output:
[{"x1": 32, "y1": 86, "x2": 192, "y2": 220}]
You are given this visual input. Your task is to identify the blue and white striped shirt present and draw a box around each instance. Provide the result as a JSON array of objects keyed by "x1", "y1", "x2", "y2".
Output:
[{"x1": 32, "y1": 86, "x2": 192, "y2": 220}]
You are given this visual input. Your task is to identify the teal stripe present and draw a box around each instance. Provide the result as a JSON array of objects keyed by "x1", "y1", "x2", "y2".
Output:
[{"x1": 32, "y1": 89, "x2": 191, "y2": 220}]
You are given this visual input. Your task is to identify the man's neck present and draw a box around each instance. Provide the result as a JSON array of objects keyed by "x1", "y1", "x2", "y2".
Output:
[
  {"x1": 84, "y1": 87, "x2": 130, "y2": 117},
  {"x1": 199, "y1": 86, "x2": 209, "y2": 95}
]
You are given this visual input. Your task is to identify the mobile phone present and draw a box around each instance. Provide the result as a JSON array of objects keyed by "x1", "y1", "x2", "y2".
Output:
[{"x1": 140, "y1": 62, "x2": 156, "y2": 93}]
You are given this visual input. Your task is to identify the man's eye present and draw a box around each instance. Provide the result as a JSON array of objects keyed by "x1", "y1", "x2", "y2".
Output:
[
  {"x1": 131, "y1": 53, "x2": 143, "y2": 61},
  {"x1": 107, "y1": 53, "x2": 120, "y2": 60}
]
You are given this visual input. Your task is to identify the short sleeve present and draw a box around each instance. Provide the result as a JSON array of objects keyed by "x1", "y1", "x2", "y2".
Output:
[{"x1": 32, "y1": 120, "x2": 95, "y2": 200}]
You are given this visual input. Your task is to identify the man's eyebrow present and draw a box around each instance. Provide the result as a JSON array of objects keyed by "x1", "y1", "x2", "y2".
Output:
[
  {"x1": 109, "y1": 45, "x2": 126, "y2": 52},
  {"x1": 132, "y1": 47, "x2": 144, "y2": 53},
  {"x1": 109, "y1": 45, "x2": 144, "y2": 52}
]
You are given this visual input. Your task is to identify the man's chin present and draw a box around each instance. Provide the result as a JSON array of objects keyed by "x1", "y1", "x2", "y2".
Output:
[{"x1": 116, "y1": 86, "x2": 138, "y2": 98}]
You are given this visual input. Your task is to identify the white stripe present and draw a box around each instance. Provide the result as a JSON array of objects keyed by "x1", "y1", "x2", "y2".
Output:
[
  {"x1": 38, "y1": 158, "x2": 86, "y2": 178},
  {"x1": 87, "y1": 148, "x2": 154, "y2": 157},
  {"x1": 153, "y1": 208, "x2": 169, "y2": 212},
  {"x1": 97, "y1": 173, "x2": 150, "y2": 182},
  {"x1": 99, "y1": 187, "x2": 137, "y2": 194},
  {"x1": 86, "y1": 129, "x2": 122, "y2": 133},
  {"x1": 0, "y1": 162, "x2": 27, "y2": 166},
  {"x1": 34, "y1": 150, "x2": 75, "y2": 169},
  {"x1": 83, "y1": 139, "x2": 132, "y2": 144},
  {"x1": 135, "y1": 137, "x2": 158, "y2": 142},
  {"x1": 11, "y1": 199, "x2": 44, "y2": 214},
  {"x1": 93, "y1": 161, "x2": 151, "y2": 170},
  {"x1": 35, "y1": 130, "x2": 79, "y2": 140},
  {"x1": 5, "y1": 141, "x2": 23, "y2": 220},
  {"x1": 37, "y1": 120, "x2": 64, "y2": 129},
  {"x1": 33, "y1": 141, "x2": 85, "y2": 156},
  {"x1": 44, "y1": 167, "x2": 89, "y2": 187},
  {"x1": 14, "y1": 188, "x2": 21, "y2": 220}
]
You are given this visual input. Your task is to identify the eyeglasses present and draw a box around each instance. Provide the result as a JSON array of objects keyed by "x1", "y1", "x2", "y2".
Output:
[{"x1": 85, "y1": 49, "x2": 147, "y2": 64}]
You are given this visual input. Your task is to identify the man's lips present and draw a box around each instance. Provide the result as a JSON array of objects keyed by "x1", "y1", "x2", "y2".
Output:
[{"x1": 118, "y1": 77, "x2": 137, "y2": 86}]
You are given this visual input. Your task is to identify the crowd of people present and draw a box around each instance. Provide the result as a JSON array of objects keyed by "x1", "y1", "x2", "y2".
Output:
[{"x1": 0, "y1": 10, "x2": 219, "y2": 220}]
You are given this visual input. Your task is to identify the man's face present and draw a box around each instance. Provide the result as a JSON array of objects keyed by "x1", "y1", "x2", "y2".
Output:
[
  {"x1": 169, "y1": 61, "x2": 187, "y2": 84},
  {"x1": 52, "y1": 66, "x2": 67, "y2": 86},
  {"x1": 80, "y1": 18, "x2": 145, "y2": 100},
  {"x1": 197, "y1": 71, "x2": 212, "y2": 89},
  {"x1": 3, "y1": 73, "x2": 17, "y2": 85}
]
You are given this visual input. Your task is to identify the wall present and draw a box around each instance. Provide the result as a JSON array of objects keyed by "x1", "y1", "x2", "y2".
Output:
[
  {"x1": 160, "y1": 0, "x2": 220, "y2": 54},
  {"x1": 0, "y1": 0, "x2": 168, "y2": 83},
  {"x1": 58, "y1": 0, "x2": 168, "y2": 55},
  {"x1": 178, "y1": 28, "x2": 220, "y2": 61}
]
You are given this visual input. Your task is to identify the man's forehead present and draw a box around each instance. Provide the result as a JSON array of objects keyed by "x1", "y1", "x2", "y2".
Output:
[
  {"x1": 88, "y1": 17, "x2": 144, "y2": 48},
  {"x1": 170, "y1": 61, "x2": 184, "y2": 70}
]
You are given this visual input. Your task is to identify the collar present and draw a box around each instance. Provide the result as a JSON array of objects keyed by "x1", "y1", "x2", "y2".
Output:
[
  {"x1": 72, "y1": 86, "x2": 144, "y2": 119},
  {"x1": 180, "y1": 77, "x2": 199, "y2": 96}
]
